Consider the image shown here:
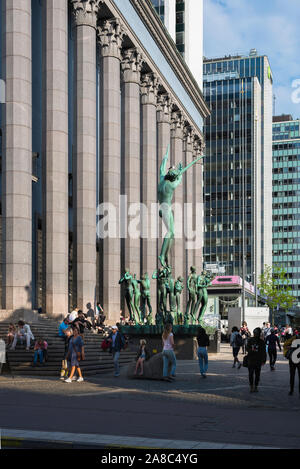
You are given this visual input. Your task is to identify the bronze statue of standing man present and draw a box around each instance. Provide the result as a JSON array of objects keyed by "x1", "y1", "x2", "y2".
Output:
[{"x1": 158, "y1": 145, "x2": 203, "y2": 268}]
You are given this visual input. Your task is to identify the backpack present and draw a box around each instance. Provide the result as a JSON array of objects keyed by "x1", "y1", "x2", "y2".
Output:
[
  {"x1": 235, "y1": 333, "x2": 243, "y2": 347},
  {"x1": 101, "y1": 338, "x2": 110, "y2": 351}
]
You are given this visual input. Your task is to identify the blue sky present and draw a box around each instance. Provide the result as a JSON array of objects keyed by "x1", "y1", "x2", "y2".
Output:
[{"x1": 203, "y1": 0, "x2": 300, "y2": 119}]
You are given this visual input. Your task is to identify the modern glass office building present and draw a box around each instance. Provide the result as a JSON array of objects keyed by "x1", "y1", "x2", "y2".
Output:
[
  {"x1": 150, "y1": 0, "x2": 203, "y2": 87},
  {"x1": 273, "y1": 115, "x2": 300, "y2": 311},
  {"x1": 203, "y1": 53, "x2": 273, "y2": 287}
]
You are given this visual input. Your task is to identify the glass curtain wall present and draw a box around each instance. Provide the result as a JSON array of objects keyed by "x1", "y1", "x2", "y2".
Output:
[
  {"x1": 273, "y1": 119, "x2": 300, "y2": 308},
  {"x1": 203, "y1": 77, "x2": 254, "y2": 277}
]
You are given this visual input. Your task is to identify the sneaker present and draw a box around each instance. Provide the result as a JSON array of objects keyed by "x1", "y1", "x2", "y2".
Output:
[
  {"x1": 254, "y1": 386, "x2": 258, "y2": 393},
  {"x1": 238, "y1": 363, "x2": 242, "y2": 369},
  {"x1": 64, "y1": 378, "x2": 72, "y2": 383},
  {"x1": 250, "y1": 385, "x2": 255, "y2": 393},
  {"x1": 202, "y1": 374, "x2": 207, "y2": 379},
  {"x1": 77, "y1": 377, "x2": 84, "y2": 382}
]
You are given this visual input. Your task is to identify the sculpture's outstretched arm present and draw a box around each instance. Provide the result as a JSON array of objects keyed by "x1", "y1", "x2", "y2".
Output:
[
  {"x1": 160, "y1": 144, "x2": 170, "y2": 179},
  {"x1": 180, "y1": 155, "x2": 204, "y2": 175}
]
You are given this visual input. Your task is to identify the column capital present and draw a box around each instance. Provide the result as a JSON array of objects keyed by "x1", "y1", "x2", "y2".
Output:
[
  {"x1": 121, "y1": 48, "x2": 144, "y2": 84},
  {"x1": 171, "y1": 109, "x2": 185, "y2": 139},
  {"x1": 193, "y1": 134, "x2": 206, "y2": 157},
  {"x1": 71, "y1": 0, "x2": 102, "y2": 28},
  {"x1": 183, "y1": 124, "x2": 195, "y2": 152},
  {"x1": 157, "y1": 93, "x2": 173, "y2": 124},
  {"x1": 97, "y1": 18, "x2": 126, "y2": 59},
  {"x1": 141, "y1": 72, "x2": 160, "y2": 106}
]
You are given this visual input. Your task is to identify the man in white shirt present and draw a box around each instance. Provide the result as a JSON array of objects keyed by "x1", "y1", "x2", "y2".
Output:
[
  {"x1": 69, "y1": 308, "x2": 79, "y2": 323},
  {"x1": 11, "y1": 321, "x2": 35, "y2": 351}
]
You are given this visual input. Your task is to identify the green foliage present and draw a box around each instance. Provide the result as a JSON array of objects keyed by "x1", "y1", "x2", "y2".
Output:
[{"x1": 258, "y1": 264, "x2": 296, "y2": 311}]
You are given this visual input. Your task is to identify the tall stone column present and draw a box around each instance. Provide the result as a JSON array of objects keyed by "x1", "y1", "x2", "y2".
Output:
[
  {"x1": 157, "y1": 93, "x2": 172, "y2": 162},
  {"x1": 98, "y1": 18, "x2": 125, "y2": 322},
  {"x1": 141, "y1": 73, "x2": 159, "y2": 302},
  {"x1": 157, "y1": 91, "x2": 171, "y2": 265},
  {"x1": 2, "y1": 0, "x2": 32, "y2": 310},
  {"x1": 42, "y1": 0, "x2": 68, "y2": 317},
  {"x1": 121, "y1": 48, "x2": 143, "y2": 278},
  {"x1": 72, "y1": 0, "x2": 99, "y2": 312},
  {"x1": 183, "y1": 124, "x2": 195, "y2": 307},
  {"x1": 170, "y1": 110, "x2": 184, "y2": 280},
  {"x1": 193, "y1": 136, "x2": 205, "y2": 273}
]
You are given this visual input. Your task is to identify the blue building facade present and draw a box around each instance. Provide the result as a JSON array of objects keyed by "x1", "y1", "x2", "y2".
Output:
[{"x1": 273, "y1": 115, "x2": 300, "y2": 313}]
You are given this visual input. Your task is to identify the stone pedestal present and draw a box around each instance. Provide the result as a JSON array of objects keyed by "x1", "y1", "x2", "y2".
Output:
[{"x1": 122, "y1": 325, "x2": 221, "y2": 360}]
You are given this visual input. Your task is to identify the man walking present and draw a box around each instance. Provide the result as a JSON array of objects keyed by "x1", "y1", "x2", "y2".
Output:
[
  {"x1": 265, "y1": 328, "x2": 282, "y2": 371},
  {"x1": 107, "y1": 326, "x2": 126, "y2": 377},
  {"x1": 247, "y1": 328, "x2": 267, "y2": 393}
]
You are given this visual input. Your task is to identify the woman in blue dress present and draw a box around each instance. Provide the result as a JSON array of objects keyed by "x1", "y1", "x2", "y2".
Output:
[{"x1": 65, "y1": 327, "x2": 85, "y2": 383}]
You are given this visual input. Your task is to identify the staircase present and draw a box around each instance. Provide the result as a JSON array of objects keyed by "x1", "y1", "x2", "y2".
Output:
[{"x1": 0, "y1": 320, "x2": 136, "y2": 377}]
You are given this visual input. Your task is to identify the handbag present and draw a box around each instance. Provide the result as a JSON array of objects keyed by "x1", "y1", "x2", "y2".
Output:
[
  {"x1": 243, "y1": 354, "x2": 249, "y2": 368},
  {"x1": 285, "y1": 347, "x2": 294, "y2": 360}
]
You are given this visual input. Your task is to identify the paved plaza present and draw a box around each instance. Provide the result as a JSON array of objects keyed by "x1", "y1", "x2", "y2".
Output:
[{"x1": 0, "y1": 344, "x2": 299, "y2": 449}]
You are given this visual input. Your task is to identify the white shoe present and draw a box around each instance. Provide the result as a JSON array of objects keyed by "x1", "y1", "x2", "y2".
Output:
[
  {"x1": 77, "y1": 377, "x2": 84, "y2": 382},
  {"x1": 64, "y1": 378, "x2": 72, "y2": 383}
]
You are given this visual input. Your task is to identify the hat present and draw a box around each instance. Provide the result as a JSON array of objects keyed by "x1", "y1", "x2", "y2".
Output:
[{"x1": 112, "y1": 325, "x2": 118, "y2": 330}]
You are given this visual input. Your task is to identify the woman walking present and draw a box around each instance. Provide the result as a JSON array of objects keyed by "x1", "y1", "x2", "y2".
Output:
[
  {"x1": 197, "y1": 327, "x2": 210, "y2": 378},
  {"x1": 240, "y1": 322, "x2": 251, "y2": 355},
  {"x1": 162, "y1": 323, "x2": 176, "y2": 382},
  {"x1": 246, "y1": 327, "x2": 267, "y2": 393},
  {"x1": 230, "y1": 327, "x2": 242, "y2": 369},
  {"x1": 65, "y1": 327, "x2": 85, "y2": 383}
]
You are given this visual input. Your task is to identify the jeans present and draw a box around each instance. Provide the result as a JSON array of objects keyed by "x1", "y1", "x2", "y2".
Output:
[
  {"x1": 12, "y1": 333, "x2": 31, "y2": 349},
  {"x1": 197, "y1": 347, "x2": 208, "y2": 375},
  {"x1": 162, "y1": 350, "x2": 176, "y2": 377},
  {"x1": 268, "y1": 348, "x2": 277, "y2": 368},
  {"x1": 34, "y1": 349, "x2": 44, "y2": 365},
  {"x1": 248, "y1": 365, "x2": 261, "y2": 386},
  {"x1": 112, "y1": 350, "x2": 120, "y2": 376},
  {"x1": 289, "y1": 361, "x2": 300, "y2": 393}
]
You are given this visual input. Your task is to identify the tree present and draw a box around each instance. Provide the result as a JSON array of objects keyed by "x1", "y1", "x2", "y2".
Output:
[{"x1": 258, "y1": 265, "x2": 296, "y2": 325}]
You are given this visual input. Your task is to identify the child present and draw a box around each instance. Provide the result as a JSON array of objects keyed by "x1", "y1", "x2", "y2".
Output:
[
  {"x1": 33, "y1": 338, "x2": 48, "y2": 366},
  {"x1": 134, "y1": 339, "x2": 149, "y2": 376}
]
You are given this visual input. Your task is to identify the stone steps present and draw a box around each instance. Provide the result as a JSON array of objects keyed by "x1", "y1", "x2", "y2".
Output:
[{"x1": 0, "y1": 321, "x2": 136, "y2": 377}]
